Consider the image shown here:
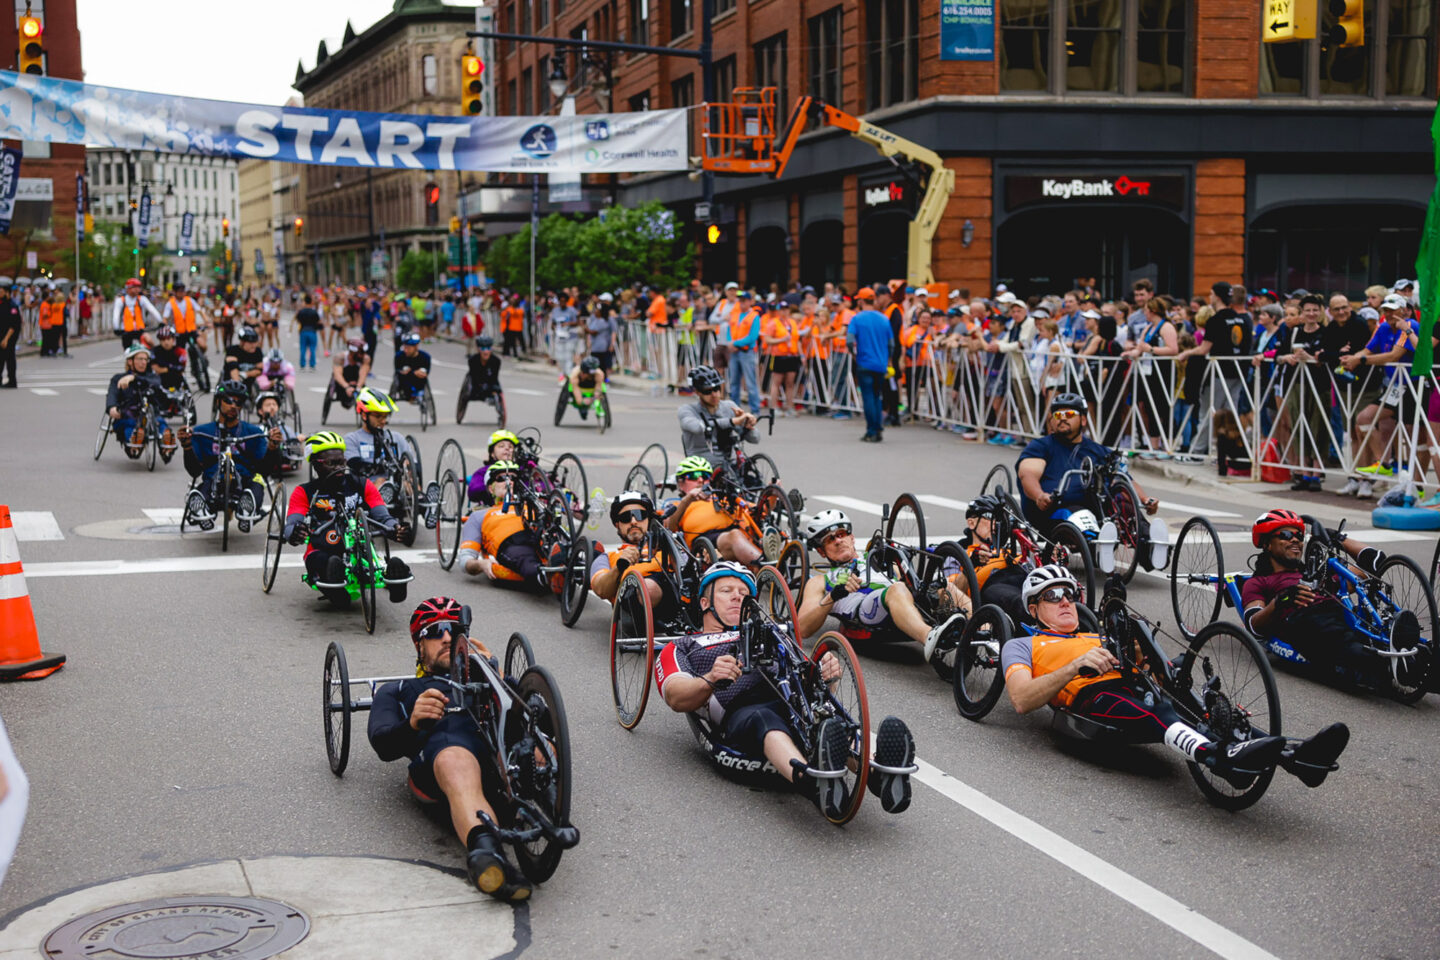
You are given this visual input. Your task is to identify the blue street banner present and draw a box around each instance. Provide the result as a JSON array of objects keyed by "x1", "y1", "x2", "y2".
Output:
[
  {"x1": 254, "y1": 248, "x2": 266, "y2": 275},
  {"x1": 0, "y1": 146, "x2": 21, "y2": 235},
  {"x1": 74, "y1": 172, "x2": 85, "y2": 241},
  {"x1": 940, "y1": 1, "x2": 996, "y2": 61},
  {"x1": 179, "y1": 211, "x2": 194, "y2": 252},
  {"x1": 0, "y1": 70, "x2": 688, "y2": 173},
  {"x1": 136, "y1": 187, "x2": 152, "y2": 248}
]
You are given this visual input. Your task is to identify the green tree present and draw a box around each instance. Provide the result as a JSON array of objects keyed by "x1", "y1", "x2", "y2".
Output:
[
  {"x1": 395, "y1": 249, "x2": 447, "y2": 292},
  {"x1": 61, "y1": 222, "x2": 162, "y2": 291}
]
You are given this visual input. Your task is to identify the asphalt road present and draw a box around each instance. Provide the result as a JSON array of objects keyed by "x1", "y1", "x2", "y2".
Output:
[{"x1": 1, "y1": 325, "x2": 1437, "y2": 960}]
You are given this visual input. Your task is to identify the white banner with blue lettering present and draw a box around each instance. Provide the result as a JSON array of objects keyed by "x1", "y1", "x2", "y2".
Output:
[{"x1": 0, "y1": 70, "x2": 688, "y2": 173}]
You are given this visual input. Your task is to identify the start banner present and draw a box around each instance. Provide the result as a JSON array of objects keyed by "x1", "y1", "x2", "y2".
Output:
[{"x1": 0, "y1": 70, "x2": 688, "y2": 174}]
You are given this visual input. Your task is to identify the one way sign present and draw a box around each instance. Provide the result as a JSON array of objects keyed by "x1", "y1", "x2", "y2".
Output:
[{"x1": 1264, "y1": 0, "x2": 1316, "y2": 42}]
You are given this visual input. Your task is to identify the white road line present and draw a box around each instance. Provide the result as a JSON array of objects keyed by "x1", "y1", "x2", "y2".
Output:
[
  {"x1": 86, "y1": 388, "x2": 108, "y2": 395},
  {"x1": 507, "y1": 387, "x2": 545, "y2": 396},
  {"x1": 911, "y1": 757, "x2": 1279, "y2": 960},
  {"x1": 87, "y1": 354, "x2": 124, "y2": 368},
  {"x1": 142, "y1": 508, "x2": 185, "y2": 525},
  {"x1": 813, "y1": 495, "x2": 885, "y2": 516},
  {"x1": 1157, "y1": 501, "x2": 1241, "y2": 519},
  {"x1": 29, "y1": 388, "x2": 57, "y2": 396},
  {"x1": 915, "y1": 494, "x2": 971, "y2": 514},
  {"x1": 1210, "y1": 528, "x2": 1426, "y2": 544},
  {"x1": 9, "y1": 511, "x2": 64, "y2": 541},
  {"x1": 23, "y1": 548, "x2": 436, "y2": 579}
]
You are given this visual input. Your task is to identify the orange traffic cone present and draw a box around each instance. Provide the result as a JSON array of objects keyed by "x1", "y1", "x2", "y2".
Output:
[{"x1": 0, "y1": 505, "x2": 64, "y2": 680}]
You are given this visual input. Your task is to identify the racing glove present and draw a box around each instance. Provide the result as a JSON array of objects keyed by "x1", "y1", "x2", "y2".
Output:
[
  {"x1": 614, "y1": 555, "x2": 632, "y2": 575},
  {"x1": 286, "y1": 520, "x2": 309, "y2": 546},
  {"x1": 1356, "y1": 547, "x2": 1385, "y2": 576}
]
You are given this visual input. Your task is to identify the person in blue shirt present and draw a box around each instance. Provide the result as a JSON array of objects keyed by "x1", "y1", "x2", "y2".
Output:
[
  {"x1": 360, "y1": 293, "x2": 381, "y2": 357},
  {"x1": 440, "y1": 294, "x2": 456, "y2": 336},
  {"x1": 846, "y1": 287, "x2": 894, "y2": 443},
  {"x1": 724, "y1": 289, "x2": 762, "y2": 415},
  {"x1": 1015, "y1": 392, "x2": 1158, "y2": 535},
  {"x1": 1338, "y1": 294, "x2": 1428, "y2": 497},
  {"x1": 178, "y1": 380, "x2": 281, "y2": 532}
]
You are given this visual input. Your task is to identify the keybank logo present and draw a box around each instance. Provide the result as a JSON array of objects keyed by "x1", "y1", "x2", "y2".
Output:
[
  {"x1": 1041, "y1": 175, "x2": 1152, "y2": 199},
  {"x1": 520, "y1": 124, "x2": 557, "y2": 159}
]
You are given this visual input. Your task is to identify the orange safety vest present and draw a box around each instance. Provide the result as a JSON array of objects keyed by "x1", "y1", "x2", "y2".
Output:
[
  {"x1": 120, "y1": 300, "x2": 146, "y2": 332},
  {"x1": 728, "y1": 309, "x2": 758, "y2": 350},
  {"x1": 830, "y1": 308, "x2": 853, "y2": 353},
  {"x1": 37, "y1": 302, "x2": 58, "y2": 329},
  {"x1": 1005, "y1": 631, "x2": 1121, "y2": 708},
  {"x1": 168, "y1": 297, "x2": 197, "y2": 335},
  {"x1": 763, "y1": 314, "x2": 799, "y2": 357},
  {"x1": 502, "y1": 306, "x2": 525, "y2": 332}
]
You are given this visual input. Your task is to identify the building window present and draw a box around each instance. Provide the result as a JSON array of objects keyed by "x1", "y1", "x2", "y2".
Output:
[
  {"x1": 556, "y1": 0, "x2": 565, "y2": 13},
  {"x1": 714, "y1": 0, "x2": 735, "y2": 16},
  {"x1": 670, "y1": 0, "x2": 691, "y2": 39},
  {"x1": 629, "y1": 0, "x2": 649, "y2": 45},
  {"x1": 521, "y1": 0, "x2": 532, "y2": 34},
  {"x1": 508, "y1": 78, "x2": 518, "y2": 115},
  {"x1": 522, "y1": 67, "x2": 534, "y2": 113},
  {"x1": 1137, "y1": 0, "x2": 1185, "y2": 92},
  {"x1": 538, "y1": 0, "x2": 549, "y2": 25},
  {"x1": 102, "y1": 164, "x2": 111, "y2": 187},
  {"x1": 713, "y1": 54, "x2": 736, "y2": 102},
  {"x1": 1003, "y1": 1, "x2": 1191, "y2": 94},
  {"x1": 422, "y1": 55, "x2": 438, "y2": 96},
  {"x1": 628, "y1": 91, "x2": 651, "y2": 112},
  {"x1": 1066, "y1": 0, "x2": 1121, "y2": 92},
  {"x1": 865, "y1": 0, "x2": 918, "y2": 109},
  {"x1": 753, "y1": 32, "x2": 788, "y2": 119},
  {"x1": 808, "y1": 8, "x2": 843, "y2": 107},
  {"x1": 672, "y1": 74, "x2": 696, "y2": 153},
  {"x1": 1262, "y1": 0, "x2": 1434, "y2": 98},
  {"x1": 540, "y1": 56, "x2": 552, "y2": 112}
]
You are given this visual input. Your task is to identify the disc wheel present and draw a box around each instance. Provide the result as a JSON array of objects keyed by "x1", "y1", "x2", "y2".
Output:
[
  {"x1": 323, "y1": 641, "x2": 351, "y2": 776},
  {"x1": 609, "y1": 571, "x2": 655, "y2": 729},
  {"x1": 624, "y1": 464, "x2": 656, "y2": 502},
  {"x1": 559, "y1": 536, "x2": 593, "y2": 629},
  {"x1": 456, "y1": 373, "x2": 471, "y2": 424},
  {"x1": 1107, "y1": 476, "x2": 1143, "y2": 583},
  {"x1": 505, "y1": 631, "x2": 537, "y2": 680},
  {"x1": 93, "y1": 413, "x2": 110, "y2": 460},
  {"x1": 776, "y1": 539, "x2": 811, "y2": 598},
  {"x1": 953, "y1": 604, "x2": 1012, "y2": 720},
  {"x1": 1171, "y1": 516, "x2": 1224, "y2": 643},
  {"x1": 982, "y1": 462, "x2": 1014, "y2": 498},
  {"x1": 262, "y1": 483, "x2": 285, "y2": 593},
  {"x1": 1175, "y1": 622, "x2": 1281, "y2": 811},
  {"x1": 754, "y1": 484, "x2": 799, "y2": 541},
  {"x1": 1376, "y1": 554, "x2": 1439, "y2": 703},
  {"x1": 512, "y1": 665, "x2": 572, "y2": 883},
  {"x1": 550, "y1": 453, "x2": 589, "y2": 526},
  {"x1": 1044, "y1": 521, "x2": 1097, "y2": 610},
  {"x1": 435, "y1": 470, "x2": 465, "y2": 571},
  {"x1": 808, "y1": 632, "x2": 870, "y2": 825},
  {"x1": 885, "y1": 493, "x2": 926, "y2": 550}
]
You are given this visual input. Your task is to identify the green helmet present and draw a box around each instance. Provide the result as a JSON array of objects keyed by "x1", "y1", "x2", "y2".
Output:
[
  {"x1": 676, "y1": 455, "x2": 713, "y2": 480},
  {"x1": 355, "y1": 387, "x2": 398, "y2": 416}
]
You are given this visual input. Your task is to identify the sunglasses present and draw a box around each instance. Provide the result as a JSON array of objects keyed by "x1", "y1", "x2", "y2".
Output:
[
  {"x1": 217, "y1": 395, "x2": 241, "y2": 405},
  {"x1": 615, "y1": 509, "x2": 648, "y2": 524},
  {"x1": 416, "y1": 620, "x2": 458, "y2": 642},
  {"x1": 1270, "y1": 529, "x2": 1304, "y2": 542},
  {"x1": 1037, "y1": 586, "x2": 1076, "y2": 604},
  {"x1": 677, "y1": 472, "x2": 710, "y2": 481},
  {"x1": 821, "y1": 528, "x2": 852, "y2": 546},
  {"x1": 1051, "y1": 409, "x2": 1080, "y2": 421},
  {"x1": 699, "y1": 387, "x2": 721, "y2": 395}
]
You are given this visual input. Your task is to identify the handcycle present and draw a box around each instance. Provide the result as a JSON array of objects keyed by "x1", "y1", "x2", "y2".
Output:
[
  {"x1": 1171, "y1": 514, "x2": 1437, "y2": 703},
  {"x1": 553, "y1": 376, "x2": 612, "y2": 434},
  {"x1": 693, "y1": 467, "x2": 803, "y2": 567},
  {"x1": 609, "y1": 566, "x2": 903, "y2": 825},
  {"x1": 321, "y1": 377, "x2": 364, "y2": 426},
  {"x1": 93, "y1": 383, "x2": 180, "y2": 473},
  {"x1": 179, "y1": 431, "x2": 274, "y2": 553},
  {"x1": 267, "y1": 380, "x2": 303, "y2": 435},
  {"x1": 975, "y1": 483, "x2": 1098, "y2": 609},
  {"x1": 433, "y1": 438, "x2": 470, "y2": 571},
  {"x1": 321, "y1": 608, "x2": 578, "y2": 884},
  {"x1": 388, "y1": 375, "x2": 439, "y2": 432},
  {"x1": 365, "y1": 430, "x2": 433, "y2": 547},
  {"x1": 492, "y1": 471, "x2": 595, "y2": 621},
  {"x1": 513, "y1": 427, "x2": 595, "y2": 529},
  {"x1": 571, "y1": 519, "x2": 701, "y2": 632},
  {"x1": 456, "y1": 372, "x2": 506, "y2": 427},
  {"x1": 262, "y1": 485, "x2": 413, "y2": 634},
  {"x1": 952, "y1": 579, "x2": 1301, "y2": 811},
  {"x1": 1050, "y1": 449, "x2": 1167, "y2": 584}
]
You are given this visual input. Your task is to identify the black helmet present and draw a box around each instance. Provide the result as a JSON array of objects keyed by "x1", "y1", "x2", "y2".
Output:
[
  {"x1": 580, "y1": 356, "x2": 601, "y2": 373},
  {"x1": 966, "y1": 494, "x2": 1001, "y2": 519},
  {"x1": 609, "y1": 490, "x2": 654, "y2": 524},
  {"x1": 689, "y1": 365, "x2": 723, "y2": 393},
  {"x1": 214, "y1": 380, "x2": 249, "y2": 403},
  {"x1": 238, "y1": 326, "x2": 259, "y2": 343},
  {"x1": 475, "y1": 335, "x2": 494, "y2": 350},
  {"x1": 1051, "y1": 392, "x2": 1086, "y2": 415}
]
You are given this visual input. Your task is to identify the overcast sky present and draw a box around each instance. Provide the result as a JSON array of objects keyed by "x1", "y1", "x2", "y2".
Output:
[{"x1": 76, "y1": 0, "x2": 399, "y2": 106}]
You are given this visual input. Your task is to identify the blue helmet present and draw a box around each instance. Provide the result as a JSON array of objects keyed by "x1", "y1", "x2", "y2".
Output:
[{"x1": 698, "y1": 561, "x2": 755, "y2": 596}]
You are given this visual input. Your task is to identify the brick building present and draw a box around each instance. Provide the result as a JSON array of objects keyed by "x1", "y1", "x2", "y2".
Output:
[
  {"x1": 489, "y1": 0, "x2": 1438, "y2": 299},
  {"x1": 0, "y1": 0, "x2": 84, "y2": 280}
]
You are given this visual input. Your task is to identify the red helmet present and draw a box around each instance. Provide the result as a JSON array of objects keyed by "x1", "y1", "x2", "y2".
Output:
[
  {"x1": 125, "y1": 277, "x2": 141, "y2": 287},
  {"x1": 409, "y1": 596, "x2": 463, "y2": 642},
  {"x1": 1252, "y1": 508, "x2": 1304, "y2": 548}
]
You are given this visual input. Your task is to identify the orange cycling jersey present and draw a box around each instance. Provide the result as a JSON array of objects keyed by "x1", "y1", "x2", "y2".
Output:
[
  {"x1": 478, "y1": 504, "x2": 528, "y2": 583},
  {"x1": 605, "y1": 546, "x2": 663, "y2": 579},
  {"x1": 966, "y1": 543, "x2": 1014, "y2": 589},
  {"x1": 675, "y1": 498, "x2": 735, "y2": 549},
  {"x1": 1005, "y1": 630, "x2": 1120, "y2": 708}
]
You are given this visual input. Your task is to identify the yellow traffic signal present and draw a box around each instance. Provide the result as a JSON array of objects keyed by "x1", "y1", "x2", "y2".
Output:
[
  {"x1": 17, "y1": 13, "x2": 43, "y2": 75},
  {"x1": 1328, "y1": 0, "x2": 1364, "y2": 47},
  {"x1": 706, "y1": 224, "x2": 722, "y2": 244},
  {"x1": 461, "y1": 53, "x2": 485, "y2": 115},
  {"x1": 293, "y1": 216, "x2": 303, "y2": 237},
  {"x1": 449, "y1": 215, "x2": 461, "y2": 233},
  {"x1": 222, "y1": 217, "x2": 230, "y2": 237}
]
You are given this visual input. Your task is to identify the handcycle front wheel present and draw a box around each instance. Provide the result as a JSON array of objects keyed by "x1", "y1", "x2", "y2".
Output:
[
  {"x1": 1107, "y1": 476, "x2": 1143, "y2": 583},
  {"x1": 638, "y1": 443, "x2": 669, "y2": 491},
  {"x1": 885, "y1": 493, "x2": 926, "y2": 551},
  {"x1": 754, "y1": 483, "x2": 799, "y2": 546},
  {"x1": 356, "y1": 550, "x2": 378, "y2": 635},
  {"x1": 550, "y1": 453, "x2": 589, "y2": 526},
  {"x1": 559, "y1": 536, "x2": 593, "y2": 629},
  {"x1": 1044, "y1": 521, "x2": 1097, "y2": 610},
  {"x1": 435, "y1": 469, "x2": 465, "y2": 571},
  {"x1": 982, "y1": 462, "x2": 1014, "y2": 499},
  {"x1": 624, "y1": 463, "x2": 656, "y2": 502},
  {"x1": 952, "y1": 604, "x2": 1012, "y2": 721},
  {"x1": 323, "y1": 641, "x2": 352, "y2": 776},
  {"x1": 505, "y1": 631, "x2": 537, "y2": 680},
  {"x1": 756, "y1": 566, "x2": 800, "y2": 639},
  {"x1": 775, "y1": 540, "x2": 810, "y2": 599},
  {"x1": 809, "y1": 632, "x2": 871, "y2": 825},
  {"x1": 512, "y1": 664, "x2": 573, "y2": 884},
  {"x1": 261, "y1": 482, "x2": 286, "y2": 593},
  {"x1": 1170, "y1": 516, "x2": 1224, "y2": 643},
  {"x1": 1376, "y1": 554, "x2": 1439, "y2": 703},
  {"x1": 609, "y1": 570, "x2": 656, "y2": 730},
  {"x1": 1175, "y1": 621, "x2": 1281, "y2": 811},
  {"x1": 456, "y1": 373, "x2": 472, "y2": 424}
]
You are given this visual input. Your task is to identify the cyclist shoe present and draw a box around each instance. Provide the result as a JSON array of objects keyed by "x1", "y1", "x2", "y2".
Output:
[
  {"x1": 811, "y1": 717, "x2": 852, "y2": 819},
  {"x1": 1419, "y1": 490, "x2": 1440, "y2": 508},
  {"x1": 127, "y1": 424, "x2": 146, "y2": 451},
  {"x1": 868, "y1": 716, "x2": 916, "y2": 814},
  {"x1": 185, "y1": 490, "x2": 215, "y2": 531},
  {"x1": 160, "y1": 429, "x2": 177, "y2": 455},
  {"x1": 1281, "y1": 723, "x2": 1350, "y2": 788},
  {"x1": 1336, "y1": 477, "x2": 1360, "y2": 497},
  {"x1": 236, "y1": 490, "x2": 258, "y2": 533},
  {"x1": 1357, "y1": 462, "x2": 1396, "y2": 477},
  {"x1": 1357, "y1": 480, "x2": 1375, "y2": 499},
  {"x1": 466, "y1": 821, "x2": 532, "y2": 902},
  {"x1": 924, "y1": 613, "x2": 967, "y2": 664},
  {"x1": 1209, "y1": 735, "x2": 1287, "y2": 789}
]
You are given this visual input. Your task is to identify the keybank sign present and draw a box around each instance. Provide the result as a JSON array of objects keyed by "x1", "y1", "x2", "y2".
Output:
[
  {"x1": 1006, "y1": 172, "x2": 1186, "y2": 211},
  {"x1": 1041, "y1": 176, "x2": 1152, "y2": 199}
]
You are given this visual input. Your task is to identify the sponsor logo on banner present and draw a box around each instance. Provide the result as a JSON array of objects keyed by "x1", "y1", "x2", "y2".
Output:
[
  {"x1": 0, "y1": 147, "x2": 20, "y2": 236},
  {"x1": 519, "y1": 124, "x2": 557, "y2": 159},
  {"x1": 585, "y1": 120, "x2": 610, "y2": 141},
  {"x1": 1005, "y1": 172, "x2": 1187, "y2": 211}
]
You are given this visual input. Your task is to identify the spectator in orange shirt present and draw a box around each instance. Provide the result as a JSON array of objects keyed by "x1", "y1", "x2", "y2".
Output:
[
  {"x1": 763, "y1": 301, "x2": 802, "y2": 416},
  {"x1": 901, "y1": 308, "x2": 937, "y2": 421},
  {"x1": 500, "y1": 296, "x2": 525, "y2": 358},
  {"x1": 798, "y1": 294, "x2": 828, "y2": 414},
  {"x1": 823, "y1": 293, "x2": 855, "y2": 420},
  {"x1": 647, "y1": 289, "x2": 670, "y2": 331}
]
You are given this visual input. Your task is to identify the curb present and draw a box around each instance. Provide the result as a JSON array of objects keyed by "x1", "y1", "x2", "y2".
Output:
[{"x1": 1127, "y1": 457, "x2": 1396, "y2": 527}]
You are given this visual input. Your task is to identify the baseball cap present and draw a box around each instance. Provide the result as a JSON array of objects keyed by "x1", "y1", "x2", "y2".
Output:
[
  {"x1": 736, "y1": 289, "x2": 754, "y2": 299},
  {"x1": 598, "y1": 292, "x2": 614, "y2": 302},
  {"x1": 855, "y1": 287, "x2": 876, "y2": 300},
  {"x1": 724, "y1": 281, "x2": 739, "y2": 290},
  {"x1": 1080, "y1": 309, "x2": 1101, "y2": 320},
  {"x1": 914, "y1": 288, "x2": 929, "y2": 299},
  {"x1": 995, "y1": 291, "x2": 1018, "y2": 305},
  {"x1": 994, "y1": 283, "x2": 1009, "y2": 294},
  {"x1": 948, "y1": 289, "x2": 961, "y2": 300},
  {"x1": 1392, "y1": 279, "x2": 1415, "y2": 291},
  {"x1": 1031, "y1": 306, "x2": 1051, "y2": 319},
  {"x1": 1211, "y1": 281, "x2": 1233, "y2": 301},
  {"x1": 1358, "y1": 306, "x2": 1380, "y2": 322},
  {"x1": 1381, "y1": 293, "x2": 1409, "y2": 311}
]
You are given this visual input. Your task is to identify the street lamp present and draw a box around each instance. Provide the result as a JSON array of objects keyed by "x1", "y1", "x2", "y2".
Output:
[{"x1": 547, "y1": 60, "x2": 568, "y2": 101}]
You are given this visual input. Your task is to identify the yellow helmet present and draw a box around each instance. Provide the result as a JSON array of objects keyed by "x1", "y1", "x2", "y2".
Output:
[
  {"x1": 487, "y1": 429, "x2": 520, "y2": 452},
  {"x1": 305, "y1": 431, "x2": 346, "y2": 460},
  {"x1": 356, "y1": 387, "x2": 398, "y2": 416}
]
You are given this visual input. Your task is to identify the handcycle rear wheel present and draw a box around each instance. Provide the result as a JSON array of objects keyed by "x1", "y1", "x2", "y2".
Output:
[
  {"x1": 505, "y1": 631, "x2": 537, "y2": 680},
  {"x1": 435, "y1": 438, "x2": 467, "y2": 498},
  {"x1": 1175, "y1": 621, "x2": 1281, "y2": 811},
  {"x1": 808, "y1": 632, "x2": 871, "y2": 825},
  {"x1": 421, "y1": 383, "x2": 437, "y2": 431},
  {"x1": 435, "y1": 469, "x2": 465, "y2": 571},
  {"x1": 321, "y1": 382, "x2": 334, "y2": 424},
  {"x1": 144, "y1": 408, "x2": 159, "y2": 472},
  {"x1": 396, "y1": 453, "x2": 421, "y2": 546},
  {"x1": 324, "y1": 641, "x2": 352, "y2": 776},
  {"x1": 493, "y1": 391, "x2": 507, "y2": 427},
  {"x1": 775, "y1": 540, "x2": 810, "y2": 598},
  {"x1": 553, "y1": 382, "x2": 570, "y2": 426},
  {"x1": 261, "y1": 482, "x2": 286, "y2": 593},
  {"x1": 512, "y1": 664, "x2": 573, "y2": 883},
  {"x1": 550, "y1": 453, "x2": 589, "y2": 526},
  {"x1": 1044, "y1": 521, "x2": 1097, "y2": 610},
  {"x1": 609, "y1": 570, "x2": 655, "y2": 730},
  {"x1": 1376, "y1": 554, "x2": 1439, "y2": 703},
  {"x1": 754, "y1": 483, "x2": 799, "y2": 545},
  {"x1": 596, "y1": 391, "x2": 611, "y2": 434},
  {"x1": 93, "y1": 413, "x2": 111, "y2": 460},
  {"x1": 638, "y1": 443, "x2": 669, "y2": 492},
  {"x1": 624, "y1": 463, "x2": 656, "y2": 502},
  {"x1": 1171, "y1": 516, "x2": 1224, "y2": 643},
  {"x1": 559, "y1": 536, "x2": 592, "y2": 628},
  {"x1": 741, "y1": 453, "x2": 780, "y2": 492},
  {"x1": 982, "y1": 463, "x2": 1014, "y2": 498},
  {"x1": 952, "y1": 604, "x2": 1012, "y2": 721},
  {"x1": 456, "y1": 373, "x2": 471, "y2": 424},
  {"x1": 885, "y1": 493, "x2": 926, "y2": 551},
  {"x1": 690, "y1": 535, "x2": 719, "y2": 571},
  {"x1": 1107, "y1": 476, "x2": 1143, "y2": 583}
]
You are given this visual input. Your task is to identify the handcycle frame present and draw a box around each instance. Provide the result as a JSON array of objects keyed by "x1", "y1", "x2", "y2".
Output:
[
  {"x1": 553, "y1": 376, "x2": 612, "y2": 434},
  {"x1": 320, "y1": 612, "x2": 578, "y2": 884},
  {"x1": 457, "y1": 370, "x2": 506, "y2": 426},
  {"x1": 95, "y1": 383, "x2": 179, "y2": 473},
  {"x1": 513, "y1": 428, "x2": 591, "y2": 528},
  {"x1": 1050, "y1": 449, "x2": 1154, "y2": 583},
  {"x1": 388, "y1": 374, "x2": 439, "y2": 431},
  {"x1": 977, "y1": 484, "x2": 1099, "y2": 609},
  {"x1": 180, "y1": 429, "x2": 272, "y2": 553}
]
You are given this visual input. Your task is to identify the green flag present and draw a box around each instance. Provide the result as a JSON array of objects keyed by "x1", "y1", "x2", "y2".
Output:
[{"x1": 1414, "y1": 101, "x2": 1440, "y2": 377}]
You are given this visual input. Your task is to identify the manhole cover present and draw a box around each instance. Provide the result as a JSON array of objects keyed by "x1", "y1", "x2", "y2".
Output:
[{"x1": 42, "y1": 896, "x2": 309, "y2": 960}]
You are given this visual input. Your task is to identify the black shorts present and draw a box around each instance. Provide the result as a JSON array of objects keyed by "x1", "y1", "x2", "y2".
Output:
[
  {"x1": 592, "y1": 350, "x2": 615, "y2": 372},
  {"x1": 262, "y1": 318, "x2": 278, "y2": 328},
  {"x1": 771, "y1": 355, "x2": 800, "y2": 375},
  {"x1": 1380, "y1": 381, "x2": 1424, "y2": 425},
  {"x1": 722, "y1": 700, "x2": 793, "y2": 757},
  {"x1": 687, "y1": 527, "x2": 735, "y2": 551},
  {"x1": 407, "y1": 713, "x2": 500, "y2": 800}
]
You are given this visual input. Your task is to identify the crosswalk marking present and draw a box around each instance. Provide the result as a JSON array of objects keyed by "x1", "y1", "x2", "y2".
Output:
[
  {"x1": 508, "y1": 387, "x2": 545, "y2": 396},
  {"x1": 1155, "y1": 500, "x2": 1241, "y2": 519},
  {"x1": 9, "y1": 511, "x2": 64, "y2": 541},
  {"x1": 29, "y1": 388, "x2": 57, "y2": 396},
  {"x1": 87, "y1": 388, "x2": 108, "y2": 395},
  {"x1": 916, "y1": 494, "x2": 972, "y2": 514},
  {"x1": 143, "y1": 508, "x2": 185, "y2": 525},
  {"x1": 813, "y1": 494, "x2": 885, "y2": 516},
  {"x1": 24, "y1": 547, "x2": 435, "y2": 579}
]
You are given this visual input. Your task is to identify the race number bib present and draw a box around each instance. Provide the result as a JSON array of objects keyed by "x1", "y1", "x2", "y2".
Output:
[{"x1": 1382, "y1": 376, "x2": 1406, "y2": 407}]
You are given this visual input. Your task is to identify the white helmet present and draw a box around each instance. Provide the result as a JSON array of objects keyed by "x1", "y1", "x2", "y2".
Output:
[
  {"x1": 1022, "y1": 564, "x2": 1079, "y2": 607},
  {"x1": 803, "y1": 509, "x2": 852, "y2": 549}
]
